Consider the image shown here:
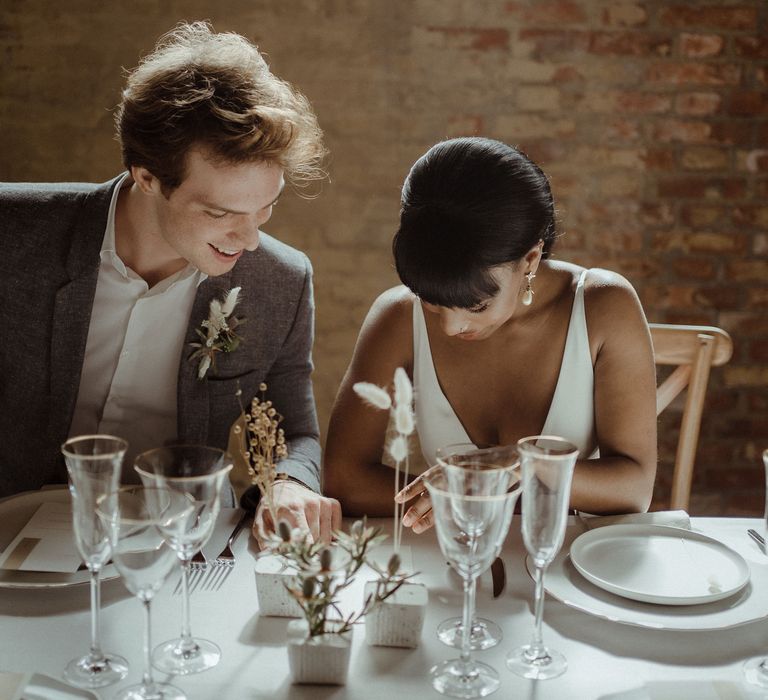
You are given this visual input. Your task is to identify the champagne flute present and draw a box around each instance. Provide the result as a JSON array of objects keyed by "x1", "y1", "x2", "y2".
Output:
[
  {"x1": 742, "y1": 448, "x2": 768, "y2": 689},
  {"x1": 134, "y1": 445, "x2": 233, "y2": 675},
  {"x1": 425, "y1": 464, "x2": 521, "y2": 698},
  {"x1": 506, "y1": 435, "x2": 578, "y2": 681},
  {"x1": 61, "y1": 435, "x2": 130, "y2": 689},
  {"x1": 98, "y1": 486, "x2": 194, "y2": 700},
  {"x1": 434, "y1": 443, "x2": 519, "y2": 651}
]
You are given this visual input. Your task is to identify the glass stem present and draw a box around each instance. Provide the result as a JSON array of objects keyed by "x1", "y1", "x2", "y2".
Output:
[
  {"x1": 179, "y1": 558, "x2": 196, "y2": 652},
  {"x1": 88, "y1": 567, "x2": 105, "y2": 662},
  {"x1": 460, "y1": 575, "x2": 476, "y2": 666},
  {"x1": 529, "y1": 564, "x2": 548, "y2": 660},
  {"x1": 142, "y1": 598, "x2": 154, "y2": 691}
]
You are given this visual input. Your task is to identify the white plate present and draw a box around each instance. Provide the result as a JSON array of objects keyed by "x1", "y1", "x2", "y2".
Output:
[
  {"x1": 570, "y1": 524, "x2": 750, "y2": 605},
  {"x1": 0, "y1": 489, "x2": 118, "y2": 589},
  {"x1": 539, "y1": 525, "x2": 767, "y2": 631}
]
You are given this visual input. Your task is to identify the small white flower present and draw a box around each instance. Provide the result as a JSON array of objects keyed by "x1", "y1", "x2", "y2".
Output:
[
  {"x1": 221, "y1": 286, "x2": 241, "y2": 316},
  {"x1": 353, "y1": 382, "x2": 392, "y2": 410},
  {"x1": 394, "y1": 403, "x2": 415, "y2": 435},
  {"x1": 197, "y1": 355, "x2": 211, "y2": 380},
  {"x1": 389, "y1": 435, "x2": 409, "y2": 462},
  {"x1": 393, "y1": 367, "x2": 413, "y2": 406}
]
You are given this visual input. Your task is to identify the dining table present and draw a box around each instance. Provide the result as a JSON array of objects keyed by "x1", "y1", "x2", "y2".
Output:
[{"x1": 1, "y1": 497, "x2": 768, "y2": 700}]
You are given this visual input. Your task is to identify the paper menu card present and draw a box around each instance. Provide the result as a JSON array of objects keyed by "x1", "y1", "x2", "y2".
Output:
[{"x1": 0, "y1": 502, "x2": 81, "y2": 573}]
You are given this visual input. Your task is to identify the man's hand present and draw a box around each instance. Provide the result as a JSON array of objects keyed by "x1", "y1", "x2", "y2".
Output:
[{"x1": 253, "y1": 480, "x2": 342, "y2": 548}]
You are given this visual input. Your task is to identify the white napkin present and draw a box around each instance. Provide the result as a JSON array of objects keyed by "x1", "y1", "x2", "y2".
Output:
[
  {"x1": 580, "y1": 510, "x2": 691, "y2": 531},
  {"x1": 0, "y1": 672, "x2": 98, "y2": 700}
]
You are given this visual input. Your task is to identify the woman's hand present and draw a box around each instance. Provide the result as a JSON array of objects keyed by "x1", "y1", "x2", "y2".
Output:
[{"x1": 394, "y1": 466, "x2": 437, "y2": 533}]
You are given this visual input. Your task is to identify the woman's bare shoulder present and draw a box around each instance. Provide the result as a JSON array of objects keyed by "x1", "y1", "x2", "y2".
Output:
[{"x1": 363, "y1": 285, "x2": 415, "y2": 335}]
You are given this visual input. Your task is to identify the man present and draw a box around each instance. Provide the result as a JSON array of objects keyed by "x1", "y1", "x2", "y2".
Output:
[{"x1": 0, "y1": 22, "x2": 340, "y2": 543}]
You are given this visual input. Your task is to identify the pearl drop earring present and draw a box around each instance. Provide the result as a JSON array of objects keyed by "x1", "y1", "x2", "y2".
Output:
[{"x1": 522, "y1": 271, "x2": 535, "y2": 306}]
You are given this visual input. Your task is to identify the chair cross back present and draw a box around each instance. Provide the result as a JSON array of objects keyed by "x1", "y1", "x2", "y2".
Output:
[{"x1": 649, "y1": 323, "x2": 733, "y2": 511}]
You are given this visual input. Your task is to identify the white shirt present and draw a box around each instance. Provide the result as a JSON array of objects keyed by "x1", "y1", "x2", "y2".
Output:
[{"x1": 69, "y1": 174, "x2": 207, "y2": 478}]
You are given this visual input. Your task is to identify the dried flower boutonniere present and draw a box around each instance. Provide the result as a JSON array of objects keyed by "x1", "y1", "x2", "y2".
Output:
[
  {"x1": 189, "y1": 286, "x2": 244, "y2": 380},
  {"x1": 353, "y1": 368, "x2": 415, "y2": 553},
  {"x1": 234, "y1": 382, "x2": 287, "y2": 530}
]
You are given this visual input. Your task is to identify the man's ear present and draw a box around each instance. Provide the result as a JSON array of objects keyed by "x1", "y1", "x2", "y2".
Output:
[{"x1": 130, "y1": 165, "x2": 162, "y2": 196}]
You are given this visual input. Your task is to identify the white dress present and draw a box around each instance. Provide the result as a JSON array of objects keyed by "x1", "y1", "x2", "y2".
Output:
[{"x1": 412, "y1": 269, "x2": 596, "y2": 464}]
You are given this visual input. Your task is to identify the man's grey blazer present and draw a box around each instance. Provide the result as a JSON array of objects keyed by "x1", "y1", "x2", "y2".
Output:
[{"x1": 0, "y1": 177, "x2": 321, "y2": 498}]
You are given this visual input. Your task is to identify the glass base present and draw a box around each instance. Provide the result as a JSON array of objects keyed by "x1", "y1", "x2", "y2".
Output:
[
  {"x1": 430, "y1": 658, "x2": 500, "y2": 698},
  {"x1": 437, "y1": 617, "x2": 502, "y2": 650},
  {"x1": 64, "y1": 652, "x2": 129, "y2": 689},
  {"x1": 743, "y1": 657, "x2": 768, "y2": 688},
  {"x1": 115, "y1": 681, "x2": 186, "y2": 700},
  {"x1": 506, "y1": 644, "x2": 567, "y2": 680},
  {"x1": 152, "y1": 637, "x2": 220, "y2": 675}
]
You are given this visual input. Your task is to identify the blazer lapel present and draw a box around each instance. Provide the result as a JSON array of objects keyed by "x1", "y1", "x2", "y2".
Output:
[
  {"x1": 47, "y1": 181, "x2": 118, "y2": 442},
  {"x1": 177, "y1": 272, "x2": 234, "y2": 444}
]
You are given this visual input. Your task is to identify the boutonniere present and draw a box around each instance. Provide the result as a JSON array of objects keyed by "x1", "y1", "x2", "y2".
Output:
[{"x1": 189, "y1": 286, "x2": 245, "y2": 380}]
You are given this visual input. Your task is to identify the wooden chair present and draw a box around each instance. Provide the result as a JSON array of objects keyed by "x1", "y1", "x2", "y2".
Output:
[{"x1": 649, "y1": 323, "x2": 733, "y2": 511}]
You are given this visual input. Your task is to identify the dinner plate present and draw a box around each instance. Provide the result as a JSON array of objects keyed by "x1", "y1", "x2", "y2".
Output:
[
  {"x1": 0, "y1": 489, "x2": 118, "y2": 589},
  {"x1": 538, "y1": 525, "x2": 767, "y2": 631},
  {"x1": 570, "y1": 524, "x2": 750, "y2": 605}
]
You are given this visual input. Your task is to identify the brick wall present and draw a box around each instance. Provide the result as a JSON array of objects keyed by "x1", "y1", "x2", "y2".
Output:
[{"x1": 1, "y1": 0, "x2": 765, "y2": 514}]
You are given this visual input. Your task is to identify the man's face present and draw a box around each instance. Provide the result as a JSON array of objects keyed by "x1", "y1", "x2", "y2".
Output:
[{"x1": 144, "y1": 146, "x2": 285, "y2": 277}]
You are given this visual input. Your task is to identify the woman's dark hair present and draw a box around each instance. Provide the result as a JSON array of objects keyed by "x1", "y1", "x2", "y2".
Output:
[{"x1": 393, "y1": 137, "x2": 556, "y2": 309}]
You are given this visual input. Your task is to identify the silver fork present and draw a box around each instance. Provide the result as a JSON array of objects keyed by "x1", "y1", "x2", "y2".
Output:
[
  {"x1": 174, "y1": 549, "x2": 207, "y2": 595},
  {"x1": 199, "y1": 510, "x2": 251, "y2": 591}
]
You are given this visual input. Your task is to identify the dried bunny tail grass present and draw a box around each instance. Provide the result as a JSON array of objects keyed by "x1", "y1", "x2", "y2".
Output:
[
  {"x1": 353, "y1": 382, "x2": 392, "y2": 411},
  {"x1": 393, "y1": 367, "x2": 413, "y2": 407},
  {"x1": 221, "y1": 286, "x2": 241, "y2": 316},
  {"x1": 394, "y1": 403, "x2": 414, "y2": 436}
]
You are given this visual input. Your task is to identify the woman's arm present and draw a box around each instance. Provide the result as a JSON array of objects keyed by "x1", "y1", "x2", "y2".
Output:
[
  {"x1": 569, "y1": 269, "x2": 658, "y2": 514},
  {"x1": 324, "y1": 287, "x2": 415, "y2": 516}
]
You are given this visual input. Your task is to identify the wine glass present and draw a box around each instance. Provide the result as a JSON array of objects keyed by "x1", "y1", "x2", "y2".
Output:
[
  {"x1": 434, "y1": 443, "x2": 519, "y2": 651},
  {"x1": 134, "y1": 445, "x2": 233, "y2": 675},
  {"x1": 98, "y1": 486, "x2": 194, "y2": 700},
  {"x1": 742, "y1": 448, "x2": 768, "y2": 689},
  {"x1": 506, "y1": 435, "x2": 578, "y2": 681},
  {"x1": 61, "y1": 435, "x2": 130, "y2": 689},
  {"x1": 425, "y1": 463, "x2": 521, "y2": 698}
]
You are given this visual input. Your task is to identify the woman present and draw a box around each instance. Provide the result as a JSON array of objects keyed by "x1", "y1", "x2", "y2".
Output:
[{"x1": 324, "y1": 137, "x2": 657, "y2": 533}]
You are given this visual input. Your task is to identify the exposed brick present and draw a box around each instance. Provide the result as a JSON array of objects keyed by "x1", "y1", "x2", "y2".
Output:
[
  {"x1": 679, "y1": 33, "x2": 724, "y2": 58},
  {"x1": 605, "y1": 118, "x2": 641, "y2": 141},
  {"x1": 589, "y1": 31, "x2": 672, "y2": 56},
  {"x1": 652, "y1": 231, "x2": 748, "y2": 253},
  {"x1": 733, "y1": 206, "x2": 768, "y2": 228},
  {"x1": 723, "y1": 492, "x2": 764, "y2": 517},
  {"x1": 680, "y1": 204, "x2": 725, "y2": 227},
  {"x1": 596, "y1": 171, "x2": 643, "y2": 197},
  {"x1": 516, "y1": 85, "x2": 561, "y2": 111},
  {"x1": 672, "y1": 257, "x2": 717, "y2": 279},
  {"x1": 680, "y1": 146, "x2": 730, "y2": 170},
  {"x1": 646, "y1": 62, "x2": 740, "y2": 86},
  {"x1": 758, "y1": 67, "x2": 768, "y2": 86},
  {"x1": 653, "y1": 119, "x2": 711, "y2": 143},
  {"x1": 422, "y1": 27, "x2": 510, "y2": 51},
  {"x1": 737, "y1": 150, "x2": 768, "y2": 173},
  {"x1": 643, "y1": 148, "x2": 676, "y2": 170},
  {"x1": 749, "y1": 339, "x2": 768, "y2": 362},
  {"x1": 693, "y1": 286, "x2": 742, "y2": 309},
  {"x1": 495, "y1": 114, "x2": 576, "y2": 139},
  {"x1": 445, "y1": 115, "x2": 484, "y2": 137},
  {"x1": 656, "y1": 177, "x2": 747, "y2": 200},
  {"x1": 727, "y1": 260, "x2": 768, "y2": 281},
  {"x1": 725, "y1": 366, "x2": 768, "y2": 388},
  {"x1": 517, "y1": 29, "x2": 590, "y2": 58},
  {"x1": 640, "y1": 202, "x2": 675, "y2": 226},
  {"x1": 601, "y1": 3, "x2": 648, "y2": 27},
  {"x1": 708, "y1": 467, "x2": 764, "y2": 490},
  {"x1": 753, "y1": 233, "x2": 768, "y2": 255},
  {"x1": 709, "y1": 121, "x2": 756, "y2": 146},
  {"x1": 615, "y1": 91, "x2": 672, "y2": 114},
  {"x1": 729, "y1": 91, "x2": 768, "y2": 116},
  {"x1": 720, "y1": 312, "x2": 768, "y2": 336},
  {"x1": 734, "y1": 36, "x2": 768, "y2": 59},
  {"x1": 518, "y1": 0, "x2": 587, "y2": 24},
  {"x1": 661, "y1": 309, "x2": 717, "y2": 325},
  {"x1": 642, "y1": 284, "x2": 697, "y2": 309},
  {"x1": 675, "y1": 92, "x2": 722, "y2": 116},
  {"x1": 658, "y1": 5, "x2": 758, "y2": 31},
  {"x1": 748, "y1": 391, "x2": 768, "y2": 412}
]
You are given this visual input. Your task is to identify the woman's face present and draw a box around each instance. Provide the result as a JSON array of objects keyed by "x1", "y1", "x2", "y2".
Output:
[{"x1": 421, "y1": 263, "x2": 529, "y2": 342}]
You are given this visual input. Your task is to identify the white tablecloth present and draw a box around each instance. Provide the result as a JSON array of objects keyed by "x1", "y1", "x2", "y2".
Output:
[{"x1": 1, "y1": 515, "x2": 767, "y2": 699}]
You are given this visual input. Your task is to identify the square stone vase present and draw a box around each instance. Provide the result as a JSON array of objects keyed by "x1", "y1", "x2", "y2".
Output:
[
  {"x1": 254, "y1": 552, "x2": 302, "y2": 617},
  {"x1": 286, "y1": 619, "x2": 353, "y2": 685},
  {"x1": 364, "y1": 581, "x2": 427, "y2": 648}
]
